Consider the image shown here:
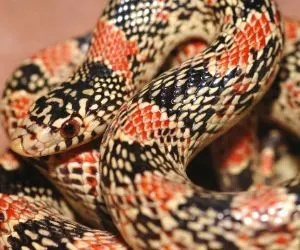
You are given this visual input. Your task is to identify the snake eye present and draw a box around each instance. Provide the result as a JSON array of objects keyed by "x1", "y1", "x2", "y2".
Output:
[{"x1": 60, "y1": 119, "x2": 80, "y2": 139}]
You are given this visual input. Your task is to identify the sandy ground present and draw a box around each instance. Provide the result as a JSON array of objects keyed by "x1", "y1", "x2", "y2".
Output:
[{"x1": 0, "y1": 0, "x2": 299, "y2": 153}]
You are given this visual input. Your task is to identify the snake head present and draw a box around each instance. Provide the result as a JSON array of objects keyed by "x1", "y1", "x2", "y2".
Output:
[
  {"x1": 10, "y1": 60, "x2": 125, "y2": 157},
  {"x1": 9, "y1": 85, "x2": 107, "y2": 157}
]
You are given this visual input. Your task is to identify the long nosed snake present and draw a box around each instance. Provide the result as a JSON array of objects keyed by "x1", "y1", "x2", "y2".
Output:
[{"x1": 1, "y1": 0, "x2": 300, "y2": 249}]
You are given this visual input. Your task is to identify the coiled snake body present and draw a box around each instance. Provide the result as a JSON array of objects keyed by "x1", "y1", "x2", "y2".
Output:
[{"x1": 0, "y1": 0, "x2": 300, "y2": 249}]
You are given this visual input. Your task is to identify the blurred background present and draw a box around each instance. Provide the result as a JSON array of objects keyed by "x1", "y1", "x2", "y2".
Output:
[{"x1": 0, "y1": 0, "x2": 299, "y2": 153}]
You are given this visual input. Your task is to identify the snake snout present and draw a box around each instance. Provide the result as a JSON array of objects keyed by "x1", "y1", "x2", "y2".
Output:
[
  {"x1": 9, "y1": 122, "x2": 53, "y2": 157},
  {"x1": 10, "y1": 134, "x2": 45, "y2": 157},
  {"x1": 10, "y1": 138, "x2": 24, "y2": 155}
]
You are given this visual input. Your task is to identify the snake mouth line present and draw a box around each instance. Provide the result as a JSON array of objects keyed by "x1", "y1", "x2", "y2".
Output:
[
  {"x1": 10, "y1": 125, "x2": 100, "y2": 157},
  {"x1": 10, "y1": 138, "x2": 42, "y2": 157}
]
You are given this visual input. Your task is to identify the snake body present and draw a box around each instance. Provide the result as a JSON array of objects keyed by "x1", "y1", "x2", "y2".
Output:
[{"x1": 0, "y1": 0, "x2": 300, "y2": 249}]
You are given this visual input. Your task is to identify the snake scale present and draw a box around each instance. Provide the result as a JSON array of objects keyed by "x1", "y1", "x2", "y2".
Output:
[{"x1": 0, "y1": 0, "x2": 300, "y2": 249}]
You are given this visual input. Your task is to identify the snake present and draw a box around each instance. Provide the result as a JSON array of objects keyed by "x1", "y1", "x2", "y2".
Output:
[
  {"x1": 8, "y1": 0, "x2": 284, "y2": 157},
  {"x1": 0, "y1": 0, "x2": 300, "y2": 249}
]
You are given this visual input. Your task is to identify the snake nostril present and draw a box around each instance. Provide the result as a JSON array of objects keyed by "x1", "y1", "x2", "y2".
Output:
[{"x1": 30, "y1": 134, "x2": 36, "y2": 140}]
